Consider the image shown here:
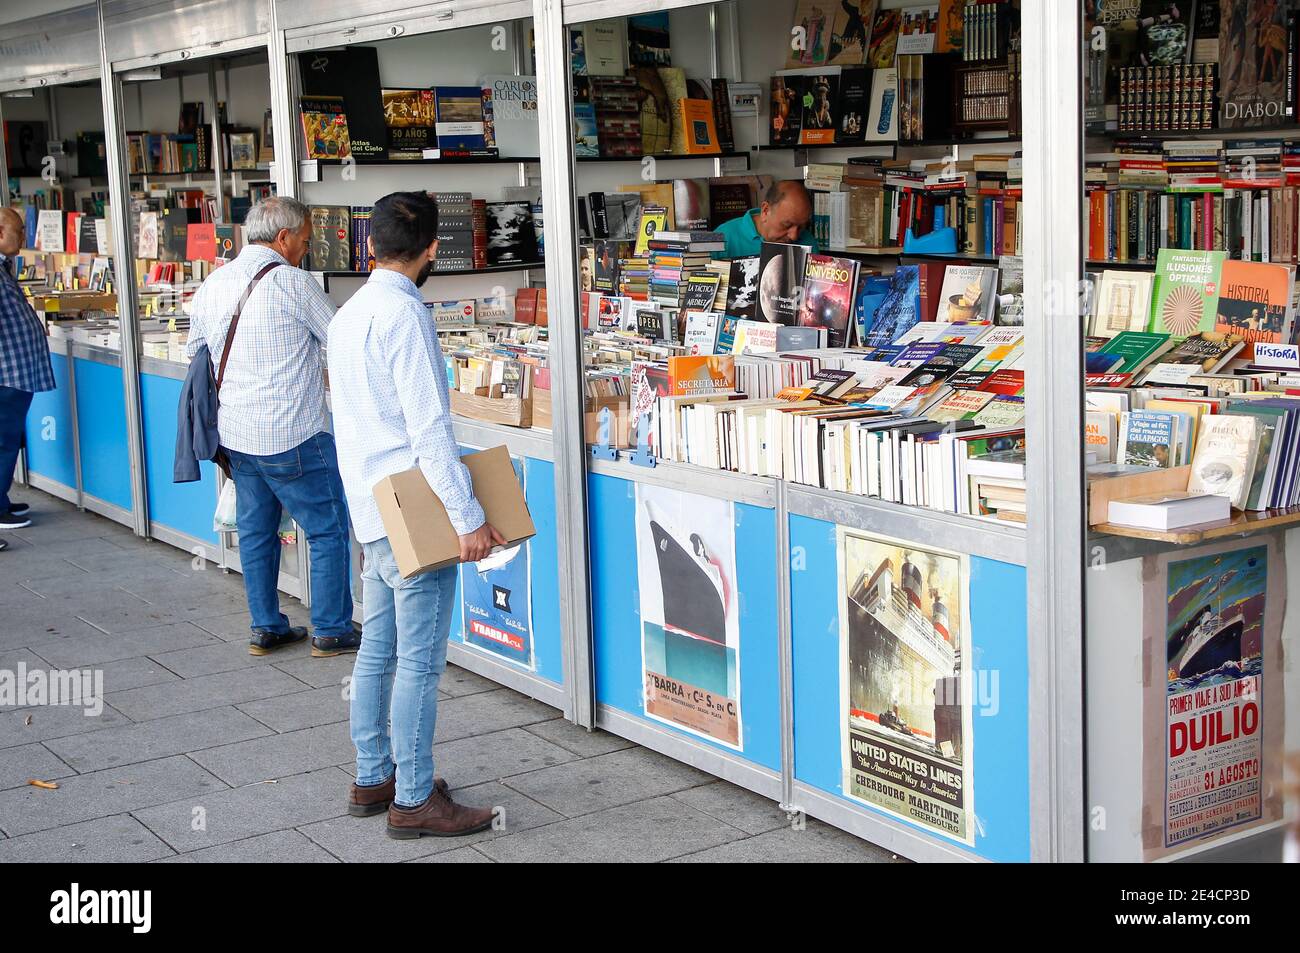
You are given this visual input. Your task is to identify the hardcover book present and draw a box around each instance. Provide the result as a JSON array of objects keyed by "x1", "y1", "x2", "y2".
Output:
[
  {"x1": 485, "y1": 202, "x2": 539, "y2": 266},
  {"x1": 1215, "y1": 258, "x2": 1293, "y2": 354},
  {"x1": 798, "y1": 74, "x2": 839, "y2": 145},
  {"x1": 863, "y1": 264, "x2": 921, "y2": 346},
  {"x1": 1188, "y1": 413, "x2": 1261, "y2": 508},
  {"x1": 725, "y1": 256, "x2": 761, "y2": 319},
  {"x1": 837, "y1": 66, "x2": 871, "y2": 145},
  {"x1": 480, "y1": 75, "x2": 538, "y2": 157},
  {"x1": 865, "y1": 67, "x2": 899, "y2": 142},
  {"x1": 297, "y1": 49, "x2": 385, "y2": 160},
  {"x1": 797, "y1": 253, "x2": 860, "y2": 347},
  {"x1": 299, "y1": 96, "x2": 351, "y2": 159},
  {"x1": 382, "y1": 89, "x2": 437, "y2": 158},
  {"x1": 434, "y1": 86, "x2": 489, "y2": 152},
  {"x1": 309, "y1": 205, "x2": 351, "y2": 272},
  {"x1": 1219, "y1": 0, "x2": 1290, "y2": 128},
  {"x1": 755, "y1": 241, "x2": 812, "y2": 325},
  {"x1": 1093, "y1": 270, "x2": 1156, "y2": 338},
  {"x1": 867, "y1": 7, "x2": 902, "y2": 67},
  {"x1": 770, "y1": 75, "x2": 804, "y2": 146},
  {"x1": 1118, "y1": 410, "x2": 1180, "y2": 469},
  {"x1": 1151, "y1": 248, "x2": 1226, "y2": 336},
  {"x1": 935, "y1": 265, "x2": 998, "y2": 323}
]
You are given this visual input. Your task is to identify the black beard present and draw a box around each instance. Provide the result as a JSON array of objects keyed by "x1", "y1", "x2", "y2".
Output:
[{"x1": 414, "y1": 259, "x2": 434, "y2": 288}]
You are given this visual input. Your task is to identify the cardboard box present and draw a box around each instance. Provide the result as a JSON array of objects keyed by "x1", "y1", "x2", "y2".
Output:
[{"x1": 372, "y1": 446, "x2": 536, "y2": 578}]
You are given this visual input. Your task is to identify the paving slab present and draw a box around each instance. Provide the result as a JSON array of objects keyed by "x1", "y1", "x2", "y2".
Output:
[
  {"x1": 427, "y1": 727, "x2": 580, "y2": 788},
  {"x1": 107, "y1": 666, "x2": 308, "y2": 721},
  {"x1": 132, "y1": 766, "x2": 352, "y2": 852},
  {"x1": 670, "y1": 781, "x2": 791, "y2": 836},
  {"x1": 667, "y1": 820, "x2": 905, "y2": 863},
  {"x1": 0, "y1": 755, "x2": 227, "y2": 837},
  {"x1": 407, "y1": 846, "x2": 493, "y2": 862},
  {"x1": 522, "y1": 718, "x2": 635, "y2": 758},
  {"x1": 476, "y1": 796, "x2": 745, "y2": 863},
  {"x1": 148, "y1": 636, "x2": 312, "y2": 679},
  {"x1": 236, "y1": 683, "x2": 351, "y2": 732},
  {"x1": 29, "y1": 621, "x2": 219, "y2": 668},
  {"x1": 298, "y1": 779, "x2": 564, "y2": 863},
  {"x1": 157, "y1": 829, "x2": 339, "y2": 863},
  {"x1": 432, "y1": 688, "x2": 559, "y2": 743},
  {"x1": 438, "y1": 665, "x2": 501, "y2": 697},
  {"x1": 272, "y1": 652, "x2": 358, "y2": 689},
  {"x1": 0, "y1": 743, "x2": 76, "y2": 791},
  {"x1": 189, "y1": 723, "x2": 356, "y2": 787},
  {"x1": 0, "y1": 813, "x2": 176, "y2": 863},
  {"x1": 44, "y1": 707, "x2": 274, "y2": 773},
  {"x1": 0, "y1": 700, "x2": 132, "y2": 749},
  {"x1": 502, "y1": 745, "x2": 714, "y2": 817}
]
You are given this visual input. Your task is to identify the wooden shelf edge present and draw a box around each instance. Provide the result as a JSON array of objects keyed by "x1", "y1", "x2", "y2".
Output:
[{"x1": 1094, "y1": 506, "x2": 1300, "y2": 544}]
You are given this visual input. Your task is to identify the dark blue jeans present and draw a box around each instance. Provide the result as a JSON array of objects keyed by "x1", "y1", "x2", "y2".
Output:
[
  {"x1": 224, "y1": 432, "x2": 354, "y2": 637},
  {"x1": 0, "y1": 385, "x2": 34, "y2": 513}
]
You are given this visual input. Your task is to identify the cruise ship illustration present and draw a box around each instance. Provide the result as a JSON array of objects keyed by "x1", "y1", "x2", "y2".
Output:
[
  {"x1": 1167, "y1": 562, "x2": 1246, "y2": 680},
  {"x1": 847, "y1": 552, "x2": 962, "y2": 760}
]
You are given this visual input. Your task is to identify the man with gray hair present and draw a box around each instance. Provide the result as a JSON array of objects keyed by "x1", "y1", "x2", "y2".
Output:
[{"x1": 186, "y1": 196, "x2": 357, "y2": 658}]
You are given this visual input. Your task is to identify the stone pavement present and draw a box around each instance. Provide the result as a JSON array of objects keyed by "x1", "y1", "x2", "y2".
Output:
[{"x1": 0, "y1": 485, "x2": 901, "y2": 863}]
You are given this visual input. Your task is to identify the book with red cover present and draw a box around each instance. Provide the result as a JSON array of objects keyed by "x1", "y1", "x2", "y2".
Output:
[
  {"x1": 915, "y1": 262, "x2": 946, "y2": 323},
  {"x1": 977, "y1": 369, "x2": 1026, "y2": 395},
  {"x1": 667, "y1": 355, "x2": 736, "y2": 395},
  {"x1": 186, "y1": 223, "x2": 217, "y2": 262}
]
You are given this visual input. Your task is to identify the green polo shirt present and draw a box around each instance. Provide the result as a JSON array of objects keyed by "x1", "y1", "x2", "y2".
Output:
[{"x1": 713, "y1": 208, "x2": 820, "y2": 260}]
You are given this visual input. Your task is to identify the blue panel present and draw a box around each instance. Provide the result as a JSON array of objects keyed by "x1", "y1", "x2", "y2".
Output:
[
  {"x1": 23, "y1": 352, "x2": 77, "y2": 489},
  {"x1": 524, "y1": 458, "x2": 564, "y2": 686},
  {"x1": 73, "y1": 357, "x2": 132, "y2": 511},
  {"x1": 140, "y1": 372, "x2": 220, "y2": 546},
  {"x1": 588, "y1": 472, "x2": 781, "y2": 771},
  {"x1": 790, "y1": 514, "x2": 1030, "y2": 862}
]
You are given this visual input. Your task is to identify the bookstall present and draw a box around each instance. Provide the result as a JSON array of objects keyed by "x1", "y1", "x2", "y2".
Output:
[{"x1": 5, "y1": 0, "x2": 1298, "y2": 863}]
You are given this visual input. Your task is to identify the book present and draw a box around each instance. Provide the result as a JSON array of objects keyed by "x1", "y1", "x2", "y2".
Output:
[
  {"x1": 755, "y1": 241, "x2": 812, "y2": 326},
  {"x1": 1188, "y1": 413, "x2": 1261, "y2": 509},
  {"x1": 1214, "y1": 258, "x2": 1294, "y2": 357},
  {"x1": 299, "y1": 96, "x2": 351, "y2": 159},
  {"x1": 863, "y1": 264, "x2": 921, "y2": 346},
  {"x1": 836, "y1": 66, "x2": 871, "y2": 145},
  {"x1": 725, "y1": 256, "x2": 761, "y2": 319},
  {"x1": 798, "y1": 74, "x2": 839, "y2": 145},
  {"x1": 934, "y1": 265, "x2": 997, "y2": 323},
  {"x1": 628, "y1": 11, "x2": 671, "y2": 67},
  {"x1": 634, "y1": 205, "x2": 669, "y2": 257},
  {"x1": 770, "y1": 75, "x2": 804, "y2": 146},
  {"x1": 485, "y1": 202, "x2": 539, "y2": 265},
  {"x1": 1107, "y1": 492, "x2": 1230, "y2": 530},
  {"x1": 868, "y1": 7, "x2": 902, "y2": 67},
  {"x1": 382, "y1": 88, "x2": 437, "y2": 158},
  {"x1": 682, "y1": 273, "x2": 722, "y2": 312},
  {"x1": 797, "y1": 253, "x2": 860, "y2": 347},
  {"x1": 1092, "y1": 270, "x2": 1155, "y2": 337},
  {"x1": 865, "y1": 67, "x2": 899, "y2": 142},
  {"x1": 480, "y1": 76, "x2": 538, "y2": 157},
  {"x1": 297, "y1": 48, "x2": 385, "y2": 160},
  {"x1": 1219, "y1": 0, "x2": 1290, "y2": 128},
  {"x1": 584, "y1": 21, "x2": 627, "y2": 75},
  {"x1": 896, "y1": 3, "x2": 939, "y2": 55},
  {"x1": 678, "y1": 98, "x2": 721, "y2": 154},
  {"x1": 1118, "y1": 410, "x2": 1181, "y2": 469},
  {"x1": 1151, "y1": 248, "x2": 1226, "y2": 336},
  {"x1": 672, "y1": 179, "x2": 711, "y2": 231},
  {"x1": 1098, "y1": 330, "x2": 1175, "y2": 374},
  {"x1": 309, "y1": 205, "x2": 351, "y2": 272},
  {"x1": 683, "y1": 311, "x2": 724, "y2": 355},
  {"x1": 574, "y1": 103, "x2": 600, "y2": 156},
  {"x1": 434, "y1": 86, "x2": 489, "y2": 153},
  {"x1": 668, "y1": 355, "x2": 735, "y2": 395}
]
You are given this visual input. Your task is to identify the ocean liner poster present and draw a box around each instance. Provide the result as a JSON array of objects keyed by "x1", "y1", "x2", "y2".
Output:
[
  {"x1": 634, "y1": 484, "x2": 742, "y2": 749},
  {"x1": 837, "y1": 529, "x2": 974, "y2": 845},
  {"x1": 459, "y1": 454, "x2": 533, "y2": 670},
  {"x1": 1141, "y1": 536, "x2": 1285, "y2": 859}
]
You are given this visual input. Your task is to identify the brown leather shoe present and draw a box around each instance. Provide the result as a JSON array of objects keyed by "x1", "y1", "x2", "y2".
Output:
[
  {"x1": 386, "y1": 789, "x2": 495, "y2": 839},
  {"x1": 348, "y1": 773, "x2": 449, "y2": 817}
]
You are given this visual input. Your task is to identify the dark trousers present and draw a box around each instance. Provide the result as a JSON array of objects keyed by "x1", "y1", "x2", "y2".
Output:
[{"x1": 0, "y1": 385, "x2": 34, "y2": 512}]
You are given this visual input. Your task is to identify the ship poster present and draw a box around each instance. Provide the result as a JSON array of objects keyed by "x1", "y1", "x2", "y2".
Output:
[
  {"x1": 837, "y1": 528, "x2": 974, "y2": 845},
  {"x1": 1140, "y1": 535, "x2": 1285, "y2": 861},
  {"x1": 634, "y1": 484, "x2": 742, "y2": 749},
  {"x1": 1161, "y1": 545, "x2": 1265, "y2": 850},
  {"x1": 459, "y1": 453, "x2": 534, "y2": 670}
]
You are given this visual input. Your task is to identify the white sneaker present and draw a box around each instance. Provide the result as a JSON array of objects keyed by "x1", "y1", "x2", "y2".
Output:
[{"x1": 0, "y1": 511, "x2": 32, "y2": 530}]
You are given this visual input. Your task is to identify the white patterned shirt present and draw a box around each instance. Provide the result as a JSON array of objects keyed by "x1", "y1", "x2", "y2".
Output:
[
  {"x1": 185, "y1": 244, "x2": 335, "y2": 455},
  {"x1": 327, "y1": 268, "x2": 485, "y2": 543}
]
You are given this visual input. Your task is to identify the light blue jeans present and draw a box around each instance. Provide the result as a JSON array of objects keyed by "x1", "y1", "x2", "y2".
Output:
[{"x1": 350, "y1": 536, "x2": 456, "y2": 807}]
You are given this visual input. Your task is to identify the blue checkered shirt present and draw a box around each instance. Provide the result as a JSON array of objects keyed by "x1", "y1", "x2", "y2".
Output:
[
  {"x1": 185, "y1": 244, "x2": 336, "y2": 456},
  {"x1": 0, "y1": 254, "x2": 56, "y2": 393},
  {"x1": 328, "y1": 268, "x2": 485, "y2": 543}
]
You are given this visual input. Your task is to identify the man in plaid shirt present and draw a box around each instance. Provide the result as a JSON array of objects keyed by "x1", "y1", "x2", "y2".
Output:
[
  {"x1": 0, "y1": 207, "x2": 55, "y2": 544},
  {"x1": 186, "y1": 197, "x2": 357, "y2": 658}
]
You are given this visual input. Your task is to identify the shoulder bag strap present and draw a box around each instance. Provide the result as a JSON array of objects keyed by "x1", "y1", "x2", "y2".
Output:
[{"x1": 216, "y1": 260, "x2": 281, "y2": 391}]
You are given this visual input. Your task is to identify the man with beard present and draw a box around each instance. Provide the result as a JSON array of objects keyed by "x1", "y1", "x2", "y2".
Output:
[
  {"x1": 185, "y1": 196, "x2": 356, "y2": 659},
  {"x1": 328, "y1": 190, "x2": 503, "y2": 838}
]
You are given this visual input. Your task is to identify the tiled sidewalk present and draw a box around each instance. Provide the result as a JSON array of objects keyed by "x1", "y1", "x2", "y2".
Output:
[{"x1": 0, "y1": 486, "x2": 900, "y2": 863}]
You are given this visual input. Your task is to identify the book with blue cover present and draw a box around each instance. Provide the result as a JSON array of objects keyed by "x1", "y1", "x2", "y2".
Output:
[
  {"x1": 1118, "y1": 410, "x2": 1180, "y2": 470},
  {"x1": 435, "y1": 86, "x2": 490, "y2": 153},
  {"x1": 863, "y1": 265, "x2": 921, "y2": 347}
]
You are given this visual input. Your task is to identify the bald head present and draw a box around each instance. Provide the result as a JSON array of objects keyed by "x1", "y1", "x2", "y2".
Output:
[
  {"x1": 0, "y1": 207, "x2": 24, "y2": 257},
  {"x1": 756, "y1": 180, "x2": 813, "y2": 244}
]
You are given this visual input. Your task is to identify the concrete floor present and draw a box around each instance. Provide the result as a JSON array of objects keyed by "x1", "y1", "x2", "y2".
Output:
[{"x1": 0, "y1": 485, "x2": 900, "y2": 863}]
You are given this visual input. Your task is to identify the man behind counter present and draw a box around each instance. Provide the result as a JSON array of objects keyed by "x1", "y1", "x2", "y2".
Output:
[{"x1": 712, "y1": 180, "x2": 820, "y2": 260}]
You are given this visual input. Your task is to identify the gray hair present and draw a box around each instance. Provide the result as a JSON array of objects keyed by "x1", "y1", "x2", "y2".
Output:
[{"x1": 244, "y1": 196, "x2": 310, "y2": 243}]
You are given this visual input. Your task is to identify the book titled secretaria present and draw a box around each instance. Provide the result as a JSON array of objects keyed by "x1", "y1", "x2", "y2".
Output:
[
  {"x1": 668, "y1": 355, "x2": 735, "y2": 395},
  {"x1": 1188, "y1": 413, "x2": 1261, "y2": 509},
  {"x1": 1151, "y1": 248, "x2": 1226, "y2": 337},
  {"x1": 797, "y1": 253, "x2": 859, "y2": 347}
]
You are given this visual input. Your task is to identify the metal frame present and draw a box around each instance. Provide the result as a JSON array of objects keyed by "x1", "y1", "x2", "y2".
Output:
[{"x1": 1020, "y1": 0, "x2": 1086, "y2": 863}]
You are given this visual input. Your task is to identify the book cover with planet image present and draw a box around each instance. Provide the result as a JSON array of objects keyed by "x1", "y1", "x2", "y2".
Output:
[{"x1": 756, "y1": 240, "x2": 812, "y2": 325}]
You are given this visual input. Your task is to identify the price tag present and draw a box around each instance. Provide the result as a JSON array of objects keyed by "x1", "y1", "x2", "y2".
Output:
[{"x1": 298, "y1": 159, "x2": 320, "y2": 182}]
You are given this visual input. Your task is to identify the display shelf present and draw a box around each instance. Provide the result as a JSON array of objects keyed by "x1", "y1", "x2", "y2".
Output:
[
  {"x1": 897, "y1": 134, "x2": 1020, "y2": 147},
  {"x1": 1088, "y1": 124, "x2": 1300, "y2": 139},
  {"x1": 318, "y1": 261, "x2": 543, "y2": 285},
  {"x1": 823, "y1": 245, "x2": 904, "y2": 257},
  {"x1": 1085, "y1": 259, "x2": 1155, "y2": 269},
  {"x1": 1093, "y1": 507, "x2": 1300, "y2": 545},
  {"x1": 308, "y1": 151, "x2": 748, "y2": 167},
  {"x1": 756, "y1": 143, "x2": 893, "y2": 153}
]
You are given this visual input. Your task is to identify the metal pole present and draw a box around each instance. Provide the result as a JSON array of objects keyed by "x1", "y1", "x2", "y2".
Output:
[
  {"x1": 266, "y1": 1, "x2": 298, "y2": 199},
  {"x1": 533, "y1": 0, "x2": 595, "y2": 727},
  {"x1": 208, "y1": 61, "x2": 225, "y2": 223},
  {"x1": 96, "y1": 0, "x2": 151, "y2": 538},
  {"x1": 46, "y1": 87, "x2": 62, "y2": 180},
  {"x1": 775, "y1": 478, "x2": 796, "y2": 814},
  {"x1": 1020, "y1": 0, "x2": 1086, "y2": 863}
]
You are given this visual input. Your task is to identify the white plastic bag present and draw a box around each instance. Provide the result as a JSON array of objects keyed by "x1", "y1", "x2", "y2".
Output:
[{"x1": 214, "y1": 479, "x2": 239, "y2": 532}]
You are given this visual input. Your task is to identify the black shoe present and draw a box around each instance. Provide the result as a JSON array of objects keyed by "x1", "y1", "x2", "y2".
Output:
[
  {"x1": 249, "y1": 626, "x2": 309, "y2": 656},
  {"x1": 0, "y1": 538, "x2": 7, "y2": 552},
  {"x1": 7, "y1": 503, "x2": 29, "y2": 515},
  {"x1": 312, "y1": 632, "x2": 362, "y2": 658},
  {"x1": 0, "y1": 510, "x2": 32, "y2": 530}
]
